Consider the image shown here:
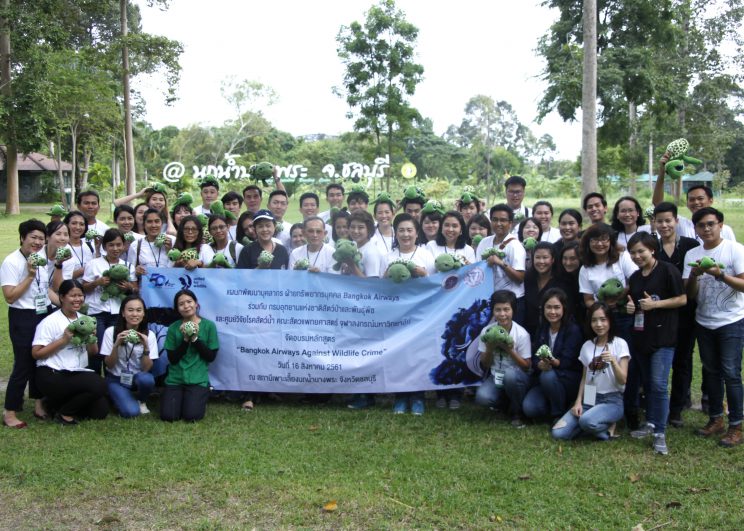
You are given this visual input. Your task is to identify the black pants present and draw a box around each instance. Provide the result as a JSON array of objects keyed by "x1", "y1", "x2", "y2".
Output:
[
  {"x1": 35, "y1": 366, "x2": 109, "y2": 419},
  {"x1": 4, "y1": 308, "x2": 47, "y2": 411},
  {"x1": 89, "y1": 312, "x2": 118, "y2": 376},
  {"x1": 160, "y1": 384, "x2": 209, "y2": 422},
  {"x1": 670, "y1": 306, "x2": 696, "y2": 413}
]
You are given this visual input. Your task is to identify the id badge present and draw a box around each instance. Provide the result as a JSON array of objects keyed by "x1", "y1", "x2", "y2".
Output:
[
  {"x1": 633, "y1": 311, "x2": 644, "y2": 331},
  {"x1": 493, "y1": 369, "x2": 505, "y2": 389},
  {"x1": 120, "y1": 371, "x2": 134, "y2": 388},
  {"x1": 583, "y1": 383, "x2": 597, "y2": 407},
  {"x1": 34, "y1": 294, "x2": 48, "y2": 315}
]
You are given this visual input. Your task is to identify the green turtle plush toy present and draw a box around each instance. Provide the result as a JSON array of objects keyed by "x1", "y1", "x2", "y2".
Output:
[
  {"x1": 597, "y1": 278, "x2": 628, "y2": 313},
  {"x1": 124, "y1": 329, "x2": 140, "y2": 345},
  {"x1": 210, "y1": 201, "x2": 237, "y2": 221},
  {"x1": 472, "y1": 234, "x2": 484, "y2": 248},
  {"x1": 100, "y1": 264, "x2": 130, "y2": 302},
  {"x1": 55, "y1": 247, "x2": 72, "y2": 262},
  {"x1": 174, "y1": 192, "x2": 193, "y2": 207},
  {"x1": 46, "y1": 204, "x2": 68, "y2": 218},
  {"x1": 154, "y1": 234, "x2": 168, "y2": 248},
  {"x1": 482, "y1": 325, "x2": 514, "y2": 349},
  {"x1": 536, "y1": 344, "x2": 554, "y2": 360},
  {"x1": 182, "y1": 321, "x2": 198, "y2": 338},
  {"x1": 402, "y1": 185, "x2": 426, "y2": 201},
  {"x1": 249, "y1": 162, "x2": 274, "y2": 185},
  {"x1": 27, "y1": 253, "x2": 48, "y2": 267},
  {"x1": 481, "y1": 247, "x2": 506, "y2": 260},
  {"x1": 85, "y1": 229, "x2": 101, "y2": 241},
  {"x1": 665, "y1": 138, "x2": 702, "y2": 179},
  {"x1": 332, "y1": 239, "x2": 362, "y2": 271},
  {"x1": 421, "y1": 199, "x2": 445, "y2": 216},
  {"x1": 123, "y1": 231, "x2": 136, "y2": 243},
  {"x1": 435, "y1": 253, "x2": 463, "y2": 272},
  {"x1": 688, "y1": 256, "x2": 725, "y2": 270},
  {"x1": 293, "y1": 258, "x2": 310, "y2": 271},
  {"x1": 210, "y1": 252, "x2": 233, "y2": 269},
  {"x1": 146, "y1": 182, "x2": 168, "y2": 194},
  {"x1": 258, "y1": 250, "x2": 274, "y2": 267},
  {"x1": 67, "y1": 315, "x2": 98, "y2": 347},
  {"x1": 387, "y1": 259, "x2": 416, "y2": 283},
  {"x1": 523, "y1": 237, "x2": 537, "y2": 252}
]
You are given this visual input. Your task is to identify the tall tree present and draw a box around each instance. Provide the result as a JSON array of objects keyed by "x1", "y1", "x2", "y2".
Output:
[
  {"x1": 581, "y1": 0, "x2": 598, "y2": 196},
  {"x1": 335, "y1": 0, "x2": 424, "y2": 191}
]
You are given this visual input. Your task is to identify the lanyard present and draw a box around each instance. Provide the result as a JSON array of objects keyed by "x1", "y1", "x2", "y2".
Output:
[
  {"x1": 307, "y1": 244, "x2": 324, "y2": 268},
  {"x1": 377, "y1": 227, "x2": 390, "y2": 252},
  {"x1": 70, "y1": 244, "x2": 85, "y2": 268},
  {"x1": 146, "y1": 240, "x2": 162, "y2": 267}
]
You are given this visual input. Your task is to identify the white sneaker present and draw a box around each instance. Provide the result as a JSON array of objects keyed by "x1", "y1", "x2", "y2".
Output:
[
  {"x1": 630, "y1": 422, "x2": 654, "y2": 439},
  {"x1": 653, "y1": 433, "x2": 669, "y2": 455},
  {"x1": 139, "y1": 401, "x2": 150, "y2": 415}
]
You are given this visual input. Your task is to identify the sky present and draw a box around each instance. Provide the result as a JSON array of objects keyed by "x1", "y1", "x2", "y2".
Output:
[{"x1": 135, "y1": 0, "x2": 582, "y2": 159}]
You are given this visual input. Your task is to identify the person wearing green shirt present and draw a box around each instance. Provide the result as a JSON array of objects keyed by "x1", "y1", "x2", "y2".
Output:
[{"x1": 160, "y1": 289, "x2": 219, "y2": 422}]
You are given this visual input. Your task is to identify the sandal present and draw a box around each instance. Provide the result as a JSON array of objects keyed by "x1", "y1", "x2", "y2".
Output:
[{"x1": 241, "y1": 400, "x2": 254, "y2": 411}]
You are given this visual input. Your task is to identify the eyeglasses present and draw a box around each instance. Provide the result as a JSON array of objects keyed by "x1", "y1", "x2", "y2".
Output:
[
  {"x1": 590, "y1": 236, "x2": 611, "y2": 244},
  {"x1": 506, "y1": 189, "x2": 524, "y2": 196},
  {"x1": 183, "y1": 227, "x2": 199, "y2": 233},
  {"x1": 695, "y1": 221, "x2": 719, "y2": 230},
  {"x1": 210, "y1": 225, "x2": 228, "y2": 231}
]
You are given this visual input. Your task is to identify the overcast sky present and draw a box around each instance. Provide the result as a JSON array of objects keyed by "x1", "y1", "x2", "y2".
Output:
[{"x1": 135, "y1": 0, "x2": 582, "y2": 159}]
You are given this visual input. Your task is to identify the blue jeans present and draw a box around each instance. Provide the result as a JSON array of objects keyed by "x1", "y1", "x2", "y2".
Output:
[
  {"x1": 105, "y1": 372, "x2": 155, "y2": 418},
  {"x1": 552, "y1": 392, "x2": 624, "y2": 441},
  {"x1": 523, "y1": 370, "x2": 569, "y2": 419},
  {"x1": 697, "y1": 318, "x2": 744, "y2": 425},
  {"x1": 636, "y1": 347, "x2": 674, "y2": 434},
  {"x1": 475, "y1": 367, "x2": 531, "y2": 416}
]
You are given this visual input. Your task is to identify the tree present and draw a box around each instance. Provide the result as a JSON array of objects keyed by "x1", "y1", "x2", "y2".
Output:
[
  {"x1": 335, "y1": 0, "x2": 424, "y2": 191},
  {"x1": 217, "y1": 77, "x2": 278, "y2": 158},
  {"x1": 581, "y1": 0, "x2": 598, "y2": 197}
]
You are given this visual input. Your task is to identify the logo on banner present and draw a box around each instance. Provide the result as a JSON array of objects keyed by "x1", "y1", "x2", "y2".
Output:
[
  {"x1": 178, "y1": 274, "x2": 206, "y2": 289},
  {"x1": 147, "y1": 273, "x2": 175, "y2": 288},
  {"x1": 464, "y1": 268, "x2": 485, "y2": 288},
  {"x1": 442, "y1": 275, "x2": 459, "y2": 291}
]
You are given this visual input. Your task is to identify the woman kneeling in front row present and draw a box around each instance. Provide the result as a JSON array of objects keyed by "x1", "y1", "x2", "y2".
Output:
[{"x1": 32, "y1": 280, "x2": 108, "y2": 425}]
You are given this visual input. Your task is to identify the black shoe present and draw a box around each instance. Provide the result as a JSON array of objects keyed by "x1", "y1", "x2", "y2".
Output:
[
  {"x1": 55, "y1": 413, "x2": 78, "y2": 426},
  {"x1": 701, "y1": 395, "x2": 709, "y2": 415},
  {"x1": 625, "y1": 411, "x2": 640, "y2": 431},
  {"x1": 668, "y1": 410, "x2": 684, "y2": 428}
]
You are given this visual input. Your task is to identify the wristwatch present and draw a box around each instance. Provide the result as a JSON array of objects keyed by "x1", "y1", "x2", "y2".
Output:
[{"x1": 717, "y1": 271, "x2": 726, "y2": 282}]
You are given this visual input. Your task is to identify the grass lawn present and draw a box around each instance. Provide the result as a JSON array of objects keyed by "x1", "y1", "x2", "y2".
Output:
[{"x1": 1, "y1": 197, "x2": 743, "y2": 529}]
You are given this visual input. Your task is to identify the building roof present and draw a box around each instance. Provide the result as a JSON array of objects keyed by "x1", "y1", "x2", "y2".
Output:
[{"x1": 0, "y1": 146, "x2": 72, "y2": 172}]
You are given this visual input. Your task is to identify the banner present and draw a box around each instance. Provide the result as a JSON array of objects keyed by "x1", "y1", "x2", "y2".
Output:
[{"x1": 141, "y1": 264, "x2": 494, "y2": 393}]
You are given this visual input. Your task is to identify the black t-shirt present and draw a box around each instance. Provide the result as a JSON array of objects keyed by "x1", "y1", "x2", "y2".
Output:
[
  {"x1": 523, "y1": 270, "x2": 574, "y2": 337},
  {"x1": 628, "y1": 260, "x2": 684, "y2": 354},
  {"x1": 657, "y1": 235, "x2": 700, "y2": 273},
  {"x1": 236, "y1": 241, "x2": 289, "y2": 270}
]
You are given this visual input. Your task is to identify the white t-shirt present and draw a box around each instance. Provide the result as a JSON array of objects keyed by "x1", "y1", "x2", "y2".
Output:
[
  {"x1": 42, "y1": 247, "x2": 76, "y2": 289},
  {"x1": 192, "y1": 204, "x2": 211, "y2": 217},
  {"x1": 87, "y1": 219, "x2": 110, "y2": 235},
  {"x1": 683, "y1": 239, "x2": 744, "y2": 329},
  {"x1": 288, "y1": 244, "x2": 337, "y2": 273},
  {"x1": 127, "y1": 235, "x2": 176, "y2": 269},
  {"x1": 677, "y1": 215, "x2": 736, "y2": 243},
  {"x1": 100, "y1": 327, "x2": 159, "y2": 377},
  {"x1": 385, "y1": 246, "x2": 436, "y2": 276},
  {"x1": 319, "y1": 210, "x2": 332, "y2": 223},
  {"x1": 540, "y1": 227, "x2": 561, "y2": 243},
  {"x1": 275, "y1": 222, "x2": 292, "y2": 248},
  {"x1": 370, "y1": 227, "x2": 394, "y2": 255},
  {"x1": 228, "y1": 225, "x2": 237, "y2": 242},
  {"x1": 579, "y1": 337, "x2": 630, "y2": 394},
  {"x1": 82, "y1": 257, "x2": 136, "y2": 315},
  {"x1": 211, "y1": 241, "x2": 244, "y2": 267},
  {"x1": 358, "y1": 241, "x2": 386, "y2": 278},
  {"x1": 475, "y1": 320, "x2": 532, "y2": 373},
  {"x1": 425, "y1": 241, "x2": 477, "y2": 265},
  {"x1": 579, "y1": 252, "x2": 638, "y2": 299},
  {"x1": 33, "y1": 310, "x2": 91, "y2": 371},
  {"x1": 0, "y1": 249, "x2": 51, "y2": 309},
  {"x1": 67, "y1": 241, "x2": 97, "y2": 272},
  {"x1": 475, "y1": 235, "x2": 527, "y2": 297}
]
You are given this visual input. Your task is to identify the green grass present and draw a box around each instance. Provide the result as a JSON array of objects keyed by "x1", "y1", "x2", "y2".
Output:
[{"x1": 1, "y1": 199, "x2": 743, "y2": 529}]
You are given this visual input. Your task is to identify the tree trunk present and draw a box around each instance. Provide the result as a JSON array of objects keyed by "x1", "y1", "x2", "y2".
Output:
[
  {"x1": 80, "y1": 145, "x2": 91, "y2": 189},
  {"x1": 121, "y1": 0, "x2": 136, "y2": 195},
  {"x1": 52, "y1": 137, "x2": 68, "y2": 209},
  {"x1": 580, "y1": 0, "x2": 598, "y2": 198},
  {"x1": 70, "y1": 125, "x2": 77, "y2": 198},
  {"x1": 628, "y1": 101, "x2": 638, "y2": 195},
  {"x1": 1, "y1": 0, "x2": 20, "y2": 215}
]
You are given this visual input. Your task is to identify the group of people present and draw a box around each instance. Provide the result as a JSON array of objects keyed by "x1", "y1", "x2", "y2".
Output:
[{"x1": 2, "y1": 156, "x2": 743, "y2": 455}]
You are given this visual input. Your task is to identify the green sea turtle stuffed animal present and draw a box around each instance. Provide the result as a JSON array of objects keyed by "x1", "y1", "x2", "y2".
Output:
[{"x1": 67, "y1": 315, "x2": 98, "y2": 347}]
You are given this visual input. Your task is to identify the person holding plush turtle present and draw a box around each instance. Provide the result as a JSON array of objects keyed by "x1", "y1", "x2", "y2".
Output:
[
  {"x1": 112, "y1": 205, "x2": 143, "y2": 253},
  {"x1": 683, "y1": 207, "x2": 744, "y2": 447},
  {"x1": 115, "y1": 183, "x2": 176, "y2": 236},
  {"x1": 523, "y1": 242, "x2": 570, "y2": 337},
  {"x1": 467, "y1": 213, "x2": 491, "y2": 249},
  {"x1": 288, "y1": 217, "x2": 336, "y2": 272},
  {"x1": 42, "y1": 221, "x2": 77, "y2": 299},
  {"x1": 160, "y1": 289, "x2": 219, "y2": 422},
  {"x1": 1, "y1": 219, "x2": 54, "y2": 428},
  {"x1": 207, "y1": 215, "x2": 243, "y2": 268},
  {"x1": 652, "y1": 202, "x2": 700, "y2": 427},
  {"x1": 319, "y1": 183, "x2": 345, "y2": 223},
  {"x1": 475, "y1": 204, "x2": 527, "y2": 325},
  {"x1": 100, "y1": 295, "x2": 158, "y2": 417},
  {"x1": 426, "y1": 211, "x2": 476, "y2": 266},
  {"x1": 624, "y1": 232, "x2": 686, "y2": 455},
  {"x1": 474, "y1": 290, "x2": 533, "y2": 427},
  {"x1": 346, "y1": 211, "x2": 386, "y2": 279},
  {"x1": 533, "y1": 201, "x2": 561, "y2": 243},
  {"x1": 82, "y1": 229, "x2": 138, "y2": 373},
  {"x1": 128, "y1": 208, "x2": 176, "y2": 277},
  {"x1": 170, "y1": 215, "x2": 215, "y2": 270},
  {"x1": 236, "y1": 210, "x2": 289, "y2": 269},
  {"x1": 516, "y1": 217, "x2": 543, "y2": 272},
  {"x1": 577, "y1": 222, "x2": 639, "y2": 428},
  {"x1": 32, "y1": 280, "x2": 108, "y2": 425},
  {"x1": 64, "y1": 210, "x2": 98, "y2": 279},
  {"x1": 522, "y1": 288, "x2": 583, "y2": 424},
  {"x1": 611, "y1": 196, "x2": 648, "y2": 251},
  {"x1": 370, "y1": 193, "x2": 395, "y2": 254},
  {"x1": 552, "y1": 302, "x2": 629, "y2": 441},
  {"x1": 192, "y1": 176, "x2": 220, "y2": 217}
]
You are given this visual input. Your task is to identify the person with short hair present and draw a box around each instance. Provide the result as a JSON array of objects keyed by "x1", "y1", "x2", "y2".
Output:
[
  {"x1": 128, "y1": 209, "x2": 176, "y2": 277},
  {"x1": 346, "y1": 211, "x2": 386, "y2": 279},
  {"x1": 505, "y1": 175, "x2": 531, "y2": 221},
  {"x1": 625, "y1": 232, "x2": 686, "y2": 455},
  {"x1": 236, "y1": 210, "x2": 289, "y2": 269},
  {"x1": 419, "y1": 209, "x2": 442, "y2": 244},
  {"x1": 583, "y1": 192, "x2": 608, "y2": 225},
  {"x1": 221, "y1": 191, "x2": 243, "y2": 240},
  {"x1": 533, "y1": 201, "x2": 560, "y2": 243},
  {"x1": 457, "y1": 190, "x2": 481, "y2": 224},
  {"x1": 553, "y1": 208, "x2": 583, "y2": 256},
  {"x1": 242, "y1": 185, "x2": 263, "y2": 213},
  {"x1": 400, "y1": 194, "x2": 425, "y2": 222},
  {"x1": 683, "y1": 207, "x2": 744, "y2": 447},
  {"x1": 370, "y1": 196, "x2": 395, "y2": 254},
  {"x1": 208, "y1": 215, "x2": 243, "y2": 267},
  {"x1": 467, "y1": 213, "x2": 491, "y2": 246},
  {"x1": 267, "y1": 190, "x2": 291, "y2": 248},
  {"x1": 299, "y1": 192, "x2": 320, "y2": 220},
  {"x1": 2, "y1": 219, "x2": 53, "y2": 427},
  {"x1": 193, "y1": 176, "x2": 220, "y2": 216},
  {"x1": 172, "y1": 215, "x2": 215, "y2": 269},
  {"x1": 552, "y1": 302, "x2": 629, "y2": 441},
  {"x1": 160, "y1": 289, "x2": 218, "y2": 422},
  {"x1": 288, "y1": 217, "x2": 336, "y2": 273},
  {"x1": 64, "y1": 210, "x2": 98, "y2": 279},
  {"x1": 473, "y1": 290, "x2": 533, "y2": 427},
  {"x1": 76, "y1": 190, "x2": 109, "y2": 235},
  {"x1": 33, "y1": 279, "x2": 109, "y2": 425},
  {"x1": 611, "y1": 196, "x2": 646, "y2": 250},
  {"x1": 426, "y1": 211, "x2": 476, "y2": 265},
  {"x1": 319, "y1": 184, "x2": 345, "y2": 223},
  {"x1": 347, "y1": 188, "x2": 370, "y2": 213}
]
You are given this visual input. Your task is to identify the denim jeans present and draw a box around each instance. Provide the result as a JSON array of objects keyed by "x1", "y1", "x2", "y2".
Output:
[
  {"x1": 105, "y1": 371, "x2": 155, "y2": 418},
  {"x1": 551, "y1": 392, "x2": 624, "y2": 441},
  {"x1": 636, "y1": 347, "x2": 674, "y2": 434},
  {"x1": 523, "y1": 370, "x2": 570, "y2": 419},
  {"x1": 614, "y1": 312, "x2": 640, "y2": 417},
  {"x1": 697, "y1": 318, "x2": 744, "y2": 425},
  {"x1": 475, "y1": 367, "x2": 531, "y2": 416}
]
